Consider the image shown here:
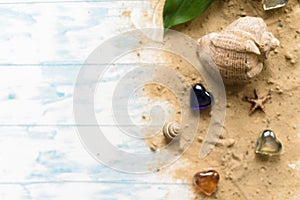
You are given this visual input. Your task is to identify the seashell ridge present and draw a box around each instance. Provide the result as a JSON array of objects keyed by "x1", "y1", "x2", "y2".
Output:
[
  {"x1": 197, "y1": 17, "x2": 279, "y2": 84},
  {"x1": 163, "y1": 122, "x2": 180, "y2": 141}
]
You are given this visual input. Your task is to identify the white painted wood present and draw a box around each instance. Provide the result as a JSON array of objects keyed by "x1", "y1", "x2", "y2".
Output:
[
  {"x1": 0, "y1": 0, "x2": 192, "y2": 199},
  {"x1": 0, "y1": 64, "x2": 176, "y2": 124},
  {"x1": 0, "y1": 1, "x2": 160, "y2": 64},
  {"x1": 0, "y1": 0, "x2": 142, "y2": 3},
  {"x1": 0, "y1": 182, "x2": 190, "y2": 199}
]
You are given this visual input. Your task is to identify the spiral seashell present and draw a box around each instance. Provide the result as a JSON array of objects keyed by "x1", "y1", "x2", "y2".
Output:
[
  {"x1": 163, "y1": 122, "x2": 180, "y2": 140},
  {"x1": 197, "y1": 17, "x2": 280, "y2": 84}
]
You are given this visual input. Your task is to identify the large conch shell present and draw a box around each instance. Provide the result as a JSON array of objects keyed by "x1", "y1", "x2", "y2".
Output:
[{"x1": 197, "y1": 17, "x2": 280, "y2": 84}]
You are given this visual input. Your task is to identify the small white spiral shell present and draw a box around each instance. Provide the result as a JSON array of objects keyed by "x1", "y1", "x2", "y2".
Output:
[{"x1": 163, "y1": 122, "x2": 180, "y2": 141}]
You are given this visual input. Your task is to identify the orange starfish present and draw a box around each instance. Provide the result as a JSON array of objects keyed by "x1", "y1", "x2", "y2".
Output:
[{"x1": 244, "y1": 89, "x2": 271, "y2": 115}]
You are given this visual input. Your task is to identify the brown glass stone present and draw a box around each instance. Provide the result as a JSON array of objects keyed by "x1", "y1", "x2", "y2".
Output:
[{"x1": 193, "y1": 170, "x2": 220, "y2": 196}]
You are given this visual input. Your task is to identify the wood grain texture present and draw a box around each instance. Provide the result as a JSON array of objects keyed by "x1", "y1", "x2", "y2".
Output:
[
  {"x1": 0, "y1": 1, "x2": 192, "y2": 199},
  {"x1": 0, "y1": 2, "x2": 137, "y2": 64}
]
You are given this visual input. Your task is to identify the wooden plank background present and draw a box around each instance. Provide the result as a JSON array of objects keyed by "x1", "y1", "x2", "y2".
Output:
[{"x1": 0, "y1": 0, "x2": 193, "y2": 199}]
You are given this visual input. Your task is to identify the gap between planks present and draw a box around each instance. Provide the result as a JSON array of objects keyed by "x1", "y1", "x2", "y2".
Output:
[
  {"x1": 0, "y1": 0, "x2": 148, "y2": 5},
  {"x1": 0, "y1": 180, "x2": 189, "y2": 186}
]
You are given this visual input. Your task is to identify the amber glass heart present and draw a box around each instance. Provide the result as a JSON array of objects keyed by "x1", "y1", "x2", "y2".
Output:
[
  {"x1": 193, "y1": 170, "x2": 220, "y2": 196},
  {"x1": 255, "y1": 130, "x2": 282, "y2": 156}
]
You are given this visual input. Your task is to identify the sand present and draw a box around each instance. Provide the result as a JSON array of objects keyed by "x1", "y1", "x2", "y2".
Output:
[{"x1": 125, "y1": 0, "x2": 300, "y2": 199}]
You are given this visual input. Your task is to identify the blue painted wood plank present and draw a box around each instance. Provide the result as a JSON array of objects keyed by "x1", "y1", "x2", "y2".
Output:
[
  {"x1": 0, "y1": 125, "x2": 185, "y2": 182},
  {"x1": 0, "y1": 1, "x2": 158, "y2": 64},
  {"x1": 0, "y1": 0, "x2": 145, "y2": 4},
  {"x1": 0, "y1": 182, "x2": 191, "y2": 199},
  {"x1": 0, "y1": 63, "x2": 176, "y2": 125},
  {"x1": 0, "y1": 0, "x2": 188, "y2": 199}
]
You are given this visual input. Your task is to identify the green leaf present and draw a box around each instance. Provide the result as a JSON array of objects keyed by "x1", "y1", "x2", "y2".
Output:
[{"x1": 163, "y1": 0, "x2": 214, "y2": 30}]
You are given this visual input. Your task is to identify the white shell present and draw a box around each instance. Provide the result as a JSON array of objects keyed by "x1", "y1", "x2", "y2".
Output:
[
  {"x1": 163, "y1": 122, "x2": 180, "y2": 140},
  {"x1": 197, "y1": 17, "x2": 280, "y2": 84}
]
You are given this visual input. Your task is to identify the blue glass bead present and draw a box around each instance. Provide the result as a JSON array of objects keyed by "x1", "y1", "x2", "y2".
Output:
[{"x1": 190, "y1": 83, "x2": 213, "y2": 110}]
